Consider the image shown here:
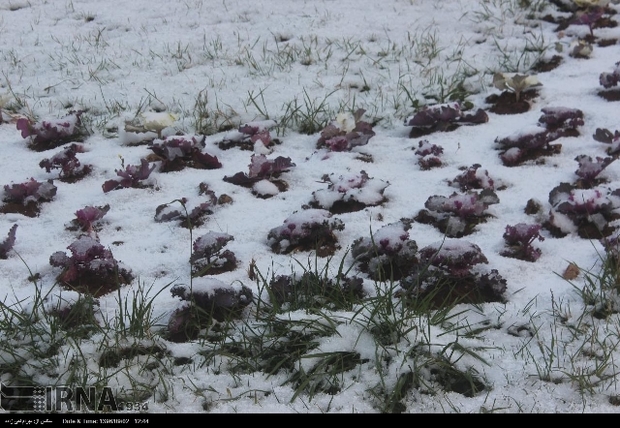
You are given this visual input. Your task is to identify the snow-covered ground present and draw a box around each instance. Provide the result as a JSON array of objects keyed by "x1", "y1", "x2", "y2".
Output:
[{"x1": 1, "y1": 0, "x2": 620, "y2": 413}]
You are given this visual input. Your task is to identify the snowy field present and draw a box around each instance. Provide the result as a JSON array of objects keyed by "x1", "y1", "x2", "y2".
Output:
[{"x1": 1, "y1": 0, "x2": 620, "y2": 413}]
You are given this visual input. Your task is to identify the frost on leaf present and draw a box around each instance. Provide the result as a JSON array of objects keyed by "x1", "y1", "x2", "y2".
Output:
[
  {"x1": 267, "y1": 209, "x2": 345, "y2": 256},
  {"x1": 190, "y1": 231, "x2": 237, "y2": 276},
  {"x1": 167, "y1": 279, "x2": 252, "y2": 342},
  {"x1": 16, "y1": 110, "x2": 88, "y2": 151},
  {"x1": 1, "y1": 178, "x2": 57, "y2": 217},
  {"x1": 405, "y1": 102, "x2": 488, "y2": 138},
  {"x1": 546, "y1": 182, "x2": 620, "y2": 238},
  {"x1": 149, "y1": 135, "x2": 222, "y2": 172},
  {"x1": 414, "y1": 190, "x2": 499, "y2": 237},
  {"x1": 102, "y1": 158, "x2": 156, "y2": 193},
  {"x1": 414, "y1": 140, "x2": 444, "y2": 170},
  {"x1": 49, "y1": 235, "x2": 134, "y2": 297},
  {"x1": 351, "y1": 221, "x2": 418, "y2": 280},
  {"x1": 217, "y1": 120, "x2": 279, "y2": 152},
  {"x1": 316, "y1": 109, "x2": 376, "y2": 151},
  {"x1": 500, "y1": 223, "x2": 545, "y2": 262},
  {"x1": 399, "y1": 239, "x2": 506, "y2": 308},
  {"x1": 0, "y1": 224, "x2": 17, "y2": 259},
  {"x1": 39, "y1": 144, "x2": 91, "y2": 183},
  {"x1": 310, "y1": 170, "x2": 389, "y2": 214}
]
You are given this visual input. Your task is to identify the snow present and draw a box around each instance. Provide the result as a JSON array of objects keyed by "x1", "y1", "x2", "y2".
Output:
[{"x1": 1, "y1": 0, "x2": 620, "y2": 414}]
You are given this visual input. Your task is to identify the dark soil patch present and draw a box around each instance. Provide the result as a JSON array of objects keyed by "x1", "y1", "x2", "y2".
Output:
[
  {"x1": 597, "y1": 38, "x2": 618, "y2": 47},
  {"x1": 485, "y1": 90, "x2": 538, "y2": 115},
  {"x1": 532, "y1": 55, "x2": 563, "y2": 73},
  {"x1": 0, "y1": 201, "x2": 42, "y2": 217},
  {"x1": 409, "y1": 123, "x2": 459, "y2": 139},
  {"x1": 99, "y1": 344, "x2": 167, "y2": 368},
  {"x1": 598, "y1": 89, "x2": 620, "y2": 101}
]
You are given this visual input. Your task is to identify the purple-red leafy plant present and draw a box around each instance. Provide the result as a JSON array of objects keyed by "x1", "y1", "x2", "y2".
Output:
[
  {"x1": 546, "y1": 182, "x2": 620, "y2": 238},
  {"x1": 448, "y1": 164, "x2": 502, "y2": 191},
  {"x1": 316, "y1": 109, "x2": 375, "y2": 151},
  {"x1": 0, "y1": 224, "x2": 17, "y2": 259},
  {"x1": 351, "y1": 221, "x2": 418, "y2": 280},
  {"x1": 190, "y1": 231, "x2": 237, "y2": 277},
  {"x1": 167, "y1": 279, "x2": 253, "y2": 342},
  {"x1": 39, "y1": 144, "x2": 92, "y2": 182},
  {"x1": 67, "y1": 204, "x2": 110, "y2": 233},
  {"x1": 496, "y1": 108, "x2": 583, "y2": 166},
  {"x1": 1, "y1": 178, "x2": 57, "y2": 217},
  {"x1": 405, "y1": 102, "x2": 488, "y2": 138},
  {"x1": 414, "y1": 140, "x2": 444, "y2": 170},
  {"x1": 600, "y1": 61, "x2": 620, "y2": 89},
  {"x1": 399, "y1": 239, "x2": 507, "y2": 308},
  {"x1": 154, "y1": 190, "x2": 218, "y2": 229},
  {"x1": 500, "y1": 223, "x2": 545, "y2": 262},
  {"x1": 217, "y1": 120, "x2": 279, "y2": 151},
  {"x1": 574, "y1": 154, "x2": 615, "y2": 187},
  {"x1": 593, "y1": 127, "x2": 620, "y2": 145},
  {"x1": 49, "y1": 235, "x2": 134, "y2": 297},
  {"x1": 149, "y1": 135, "x2": 222, "y2": 172},
  {"x1": 16, "y1": 111, "x2": 88, "y2": 151},
  {"x1": 571, "y1": 6, "x2": 607, "y2": 37},
  {"x1": 102, "y1": 158, "x2": 156, "y2": 193},
  {"x1": 414, "y1": 190, "x2": 499, "y2": 237},
  {"x1": 223, "y1": 154, "x2": 296, "y2": 195},
  {"x1": 267, "y1": 209, "x2": 345, "y2": 256},
  {"x1": 310, "y1": 170, "x2": 389, "y2": 214}
]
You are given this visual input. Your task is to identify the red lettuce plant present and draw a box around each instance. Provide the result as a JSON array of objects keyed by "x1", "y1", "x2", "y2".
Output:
[
  {"x1": 0, "y1": 224, "x2": 17, "y2": 259},
  {"x1": 39, "y1": 144, "x2": 92, "y2": 182},
  {"x1": 496, "y1": 107, "x2": 584, "y2": 166},
  {"x1": 310, "y1": 170, "x2": 389, "y2": 214},
  {"x1": 267, "y1": 209, "x2": 345, "y2": 256},
  {"x1": 149, "y1": 135, "x2": 222, "y2": 172},
  {"x1": 414, "y1": 189, "x2": 500, "y2": 237},
  {"x1": 574, "y1": 154, "x2": 615, "y2": 187},
  {"x1": 217, "y1": 120, "x2": 279, "y2": 151},
  {"x1": 67, "y1": 204, "x2": 110, "y2": 233},
  {"x1": 546, "y1": 182, "x2": 620, "y2": 238},
  {"x1": 500, "y1": 223, "x2": 545, "y2": 262},
  {"x1": 190, "y1": 231, "x2": 237, "y2": 277},
  {"x1": 414, "y1": 140, "x2": 444, "y2": 170},
  {"x1": 600, "y1": 61, "x2": 620, "y2": 89},
  {"x1": 399, "y1": 239, "x2": 507, "y2": 308},
  {"x1": 405, "y1": 102, "x2": 488, "y2": 138},
  {"x1": 267, "y1": 272, "x2": 363, "y2": 311},
  {"x1": 49, "y1": 235, "x2": 134, "y2": 297},
  {"x1": 102, "y1": 158, "x2": 156, "y2": 193},
  {"x1": 167, "y1": 279, "x2": 253, "y2": 342},
  {"x1": 351, "y1": 221, "x2": 418, "y2": 280},
  {"x1": 316, "y1": 109, "x2": 375, "y2": 151},
  {"x1": 155, "y1": 190, "x2": 218, "y2": 229},
  {"x1": 1, "y1": 178, "x2": 57, "y2": 217},
  {"x1": 224, "y1": 154, "x2": 296, "y2": 196},
  {"x1": 448, "y1": 164, "x2": 502, "y2": 191},
  {"x1": 16, "y1": 111, "x2": 88, "y2": 151}
]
